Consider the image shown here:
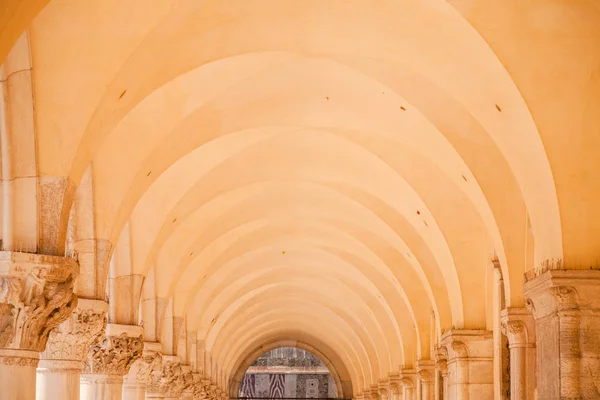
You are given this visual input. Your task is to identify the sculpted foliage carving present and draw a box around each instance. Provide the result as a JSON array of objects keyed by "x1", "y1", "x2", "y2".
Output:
[
  {"x1": 0, "y1": 256, "x2": 79, "y2": 351},
  {"x1": 83, "y1": 333, "x2": 143, "y2": 375},
  {"x1": 42, "y1": 307, "x2": 107, "y2": 361},
  {"x1": 148, "y1": 360, "x2": 186, "y2": 396}
]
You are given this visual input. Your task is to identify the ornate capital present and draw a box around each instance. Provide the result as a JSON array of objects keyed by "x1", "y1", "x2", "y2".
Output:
[
  {"x1": 147, "y1": 357, "x2": 186, "y2": 397},
  {"x1": 377, "y1": 380, "x2": 389, "y2": 400},
  {"x1": 388, "y1": 373, "x2": 401, "y2": 395},
  {"x1": 0, "y1": 252, "x2": 79, "y2": 351},
  {"x1": 83, "y1": 331, "x2": 143, "y2": 376},
  {"x1": 416, "y1": 360, "x2": 435, "y2": 383},
  {"x1": 41, "y1": 299, "x2": 108, "y2": 361},
  {"x1": 500, "y1": 308, "x2": 535, "y2": 345}
]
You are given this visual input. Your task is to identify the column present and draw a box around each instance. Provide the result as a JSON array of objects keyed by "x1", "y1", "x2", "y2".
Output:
[
  {"x1": 123, "y1": 342, "x2": 162, "y2": 400},
  {"x1": 500, "y1": 308, "x2": 536, "y2": 400},
  {"x1": 416, "y1": 360, "x2": 435, "y2": 400},
  {"x1": 491, "y1": 260, "x2": 509, "y2": 400},
  {"x1": 523, "y1": 269, "x2": 600, "y2": 399},
  {"x1": 389, "y1": 373, "x2": 404, "y2": 400},
  {"x1": 37, "y1": 298, "x2": 108, "y2": 400},
  {"x1": 439, "y1": 330, "x2": 493, "y2": 399},
  {"x1": 0, "y1": 252, "x2": 79, "y2": 400},
  {"x1": 400, "y1": 369, "x2": 416, "y2": 400},
  {"x1": 435, "y1": 358, "x2": 448, "y2": 400},
  {"x1": 145, "y1": 355, "x2": 186, "y2": 399},
  {"x1": 80, "y1": 324, "x2": 143, "y2": 400}
]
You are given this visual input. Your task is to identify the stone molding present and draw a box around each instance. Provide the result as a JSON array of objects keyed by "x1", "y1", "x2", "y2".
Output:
[
  {"x1": 0, "y1": 252, "x2": 79, "y2": 352},
  {"x1": 82, "y1": 324, "x2": 143, "y2": 376},
  {"x1": 0, "y1": 348, "x2": 39, "y2": 366},
  {"x1": 41, "y1": 298, "x2": 108, "y2": 362}
]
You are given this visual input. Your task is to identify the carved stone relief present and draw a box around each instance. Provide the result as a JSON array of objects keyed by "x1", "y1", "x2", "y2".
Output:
[
  {"x1": 147, "y1": 359, "x2": 186, "y2": 397},
  {"x1": 0, "y1": 252, "x2": 79, "y2": 352},
  {"x1": 41, "y1": 303, "x2": 107, "y2": 361},
  {"x1": 83, "y1": 332, "x2": 143, "y2": 376}
]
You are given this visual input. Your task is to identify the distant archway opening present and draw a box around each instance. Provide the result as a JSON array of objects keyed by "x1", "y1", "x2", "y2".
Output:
[{"x1": 238, "y1": 346, "x2": 338, "y2": 400}]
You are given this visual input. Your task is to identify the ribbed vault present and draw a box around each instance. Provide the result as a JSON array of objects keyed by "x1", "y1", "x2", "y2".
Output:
[{"x1": 2, "y1": 0, "x2": 600, "y2": 397}]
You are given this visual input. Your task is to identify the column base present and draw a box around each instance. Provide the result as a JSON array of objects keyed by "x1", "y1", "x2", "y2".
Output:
[{"x1": 0, "y1": 349, "x2": 38, "y2": 400}]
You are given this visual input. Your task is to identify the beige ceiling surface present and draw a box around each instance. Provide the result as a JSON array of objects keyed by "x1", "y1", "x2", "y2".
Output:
[{"x1": 1, "y1": 0, "x2": 600, "y2": 394}]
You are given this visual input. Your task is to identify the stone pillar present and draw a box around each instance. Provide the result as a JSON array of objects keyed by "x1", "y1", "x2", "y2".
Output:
[
  {"x1": 389, "y1": 373, "x2": 403, "y2": 400},
  {"x1": 439, "y1": 330, "x2": 493, "y2": 400},
  {"x1": 400, "y1": 369, "x2": 417, "y2": 400},
  {"x1": 491, "y1": 260, "x2": 509, "y2": 400},
  {"x1": 0, "y1": 252, "x2": 79, "y2": 400},
  {"x1": 435, "y1": 356, "x2": 448, "y2": 400},
  {"x1": 523, "y1": 269, "x2": 600, "y2": 400},
  {"x1": 416, "y1": 360, "x2": 435, "y2": 400},
  {"x1": 37, "y1": 298, "x2": 108, "y2": 400},
  {"x1": 500, "y1": 308, "x2": 536, "y2": 400},
  {"x1": 123, "y1": 342, "x2": 162, "y2": 400},
  {"x1": 80, "y1": 324, "x2": 143, "y2": 400},
  {"x1": 145, "y1": 355, "x2": 186, "y2": 399}
]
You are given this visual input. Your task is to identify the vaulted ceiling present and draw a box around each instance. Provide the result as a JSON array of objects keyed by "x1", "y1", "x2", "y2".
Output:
[{"x1": 2, "y1": 0, "x2": 600, "y2": 395}]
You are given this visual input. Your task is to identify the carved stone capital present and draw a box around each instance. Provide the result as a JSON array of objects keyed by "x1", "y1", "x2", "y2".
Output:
[
  {"x1": 416, "y1": 360, "x2": 435, "y2": 383},
  {"x1": 500, "y1": 308, "x2": 536, "y2": 348},
  {"x1": 124, "y1": 341, "x2": 162, "y2": 385},
  {"x1": 0, "y1": 252, "x2": 79, "y2": 352},
  {"x1": 387, "y1": 373, "x2": 401, "y2": 395},
  {"x1": 41, "y1": 299, "x2": 108, "y2": 362},
  {"x1": 83, "y1": 324, "x2": 143, "y2": 376},
  {"x1": 439, "y1": 329, "x2": 494, "y2": 360},
  {"x1": 399, "y1": 369, "x2": 416, "y2": 389},
  {"x1": 523, "y1": 269, "x2": 600, "y2": 319},
  {"x1": 147, "y1": 355, "x2": 186, "y2": 397},
  {"x1": 377, "y1": 380, "x2": 389, "y2": 400}
]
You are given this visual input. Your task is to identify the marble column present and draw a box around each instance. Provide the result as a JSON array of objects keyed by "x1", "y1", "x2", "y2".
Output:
[
  {"x1": 523, "y1": 269, "x2": 600, "y2": 400},
  {"x1": 123, "y1": 342, "x2": 162, "y2": 400},
  {"x1": 0, "y1": 252, "x2": 79, "y2": 400},
  {"x1": 500, "y1": 307, "x2": 536, "y2": 400},
  {"x1": 400, "y1": 369, "x2": 417, "y2": 400},
  {"x1": 145, "y1": 355, "x2": 186, "y2": 399},
  {"x1": 37, "y1": 298, "x2": 108, "y2": 400},
  {"x1": 439, "y1": 330, "x2": 493, "y2": 400},
  {"x1": 389, "y1": 373, "x2": 404, "y2": 400},
  {"x1": 416, "y1": 360, "x2": 435, "y2": 400},
  {"x1": 80, "y1": 324, "x2": 143, "y2": 400}
]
